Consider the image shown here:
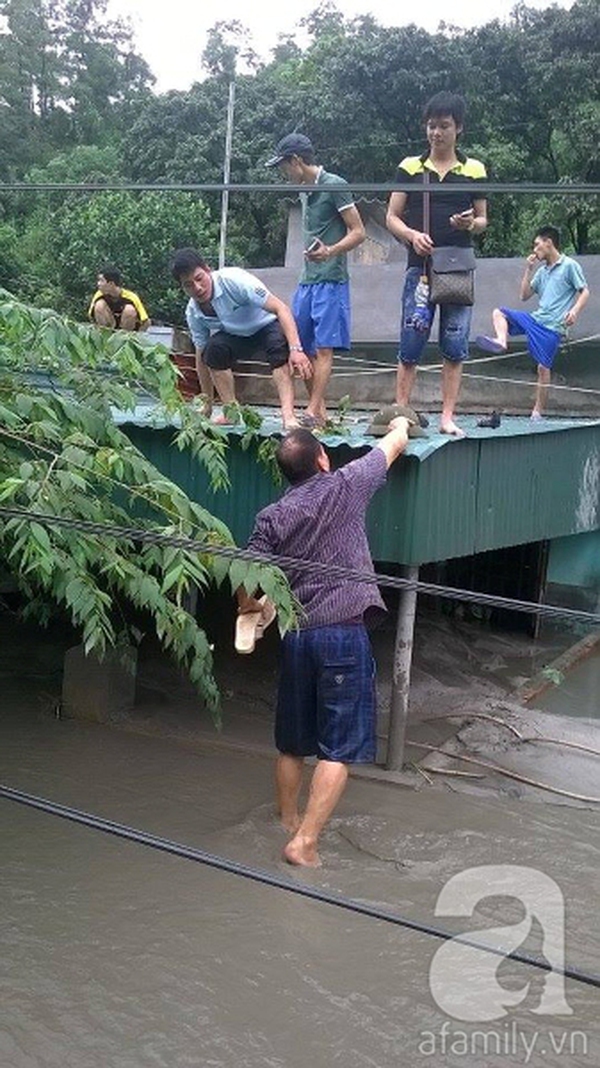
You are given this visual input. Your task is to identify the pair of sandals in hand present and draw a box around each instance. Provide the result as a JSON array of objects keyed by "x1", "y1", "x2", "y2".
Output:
[{"x1": 235, "y1": 596, "x2": 277, "y2": 654}]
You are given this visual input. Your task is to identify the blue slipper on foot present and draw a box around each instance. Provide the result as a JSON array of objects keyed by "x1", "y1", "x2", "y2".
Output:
[{"x1": 475, "y1": 335, "x2": 507, "y2": 355}]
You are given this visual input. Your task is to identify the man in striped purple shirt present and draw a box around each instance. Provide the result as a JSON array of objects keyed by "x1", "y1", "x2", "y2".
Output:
[{"x1": 238, "y1": 417, "x2": 411, "y2": 866}]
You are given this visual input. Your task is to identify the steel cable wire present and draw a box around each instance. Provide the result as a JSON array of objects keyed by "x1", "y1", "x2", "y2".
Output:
[
  {"x1": 1, "y1": 506, "x2": 599, "y2": 627},
  {"x1": 0, "y1": 181, "x2": 598, "y2": 195}
]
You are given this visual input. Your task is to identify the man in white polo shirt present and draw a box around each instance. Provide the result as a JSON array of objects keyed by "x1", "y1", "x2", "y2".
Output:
[{"x1": 171, "y1": 247, "x2": 313, "y2": 427}]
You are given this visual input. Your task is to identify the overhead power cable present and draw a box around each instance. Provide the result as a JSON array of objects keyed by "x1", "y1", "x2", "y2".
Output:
[
  {"x1": 0, "y1": 181, "x2": 598, "y2": 195},
  {"x1": 1, "y1": 506, "x2": 599, "y2": 627}
]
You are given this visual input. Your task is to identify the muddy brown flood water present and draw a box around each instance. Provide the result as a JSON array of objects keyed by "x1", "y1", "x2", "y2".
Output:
[
  {"x1": 533, "y1": 651, "x2": 600, "y2": 719},
  {"x1": 2, "y1": 671, "x2": 599, "y2": 1068}
]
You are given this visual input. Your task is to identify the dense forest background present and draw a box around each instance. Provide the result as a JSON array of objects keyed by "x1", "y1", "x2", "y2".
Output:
[{"x1": 0, "y1": 0, "x2": 598, "y2": 325}]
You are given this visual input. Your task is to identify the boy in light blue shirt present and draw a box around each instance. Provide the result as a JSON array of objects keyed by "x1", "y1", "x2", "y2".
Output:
[{"x1": 476, "y1": 226, "x2": 589, "y2": 419}]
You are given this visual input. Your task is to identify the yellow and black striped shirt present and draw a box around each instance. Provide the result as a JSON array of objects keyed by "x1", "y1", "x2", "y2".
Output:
[
  {"x1": 88, "y1": 287, "x2": 149, "y2": 328},
  {"x1": 394, "y1": 152, "x2": 487, "y2": 268}
]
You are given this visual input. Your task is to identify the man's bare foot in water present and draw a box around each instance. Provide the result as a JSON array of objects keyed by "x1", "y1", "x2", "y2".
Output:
[
  {"x1": 439, "y1": 418, "x2": 466, "y2": 438},
  {"x1": 283, "y1": 835, "x2": 321, "y2": 868},
  {"x1": 278, "y1": 812, "x2": 301, "y2": 835}
]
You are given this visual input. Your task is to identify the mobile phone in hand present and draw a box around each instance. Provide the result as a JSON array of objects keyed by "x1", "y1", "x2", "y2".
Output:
[{"x1": 306, "y1": 238, "x2": 322, "y2": 253}]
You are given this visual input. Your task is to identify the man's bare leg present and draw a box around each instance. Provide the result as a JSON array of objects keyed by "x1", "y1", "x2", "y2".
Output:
[
  {"x1": 210, "y1": 367, "x2": 236, "y2": 404},
  {"x1": 120, "y1": 304, "x2": 138, "y2": 331},
  {"x1": 275, "y1": 754, "x2": 304, "y2": 834},
  {"x1": 272, "y1": 363, "x2": 299, "y2": 428},
  {"x1": 207, "y1": 368, "x2": 240, "y2": 425},
  {"x1": 283, "y1": 760, "x2": 349, "y2": 867},
  {"x1": 531, "y1": 364, "x2": 551, "y2": 419},
  {"x1": 92, "y1": 300, "x2": 116, "y2": 329},
  {"x1": 491, "y1": 308, "x2": 509, "y2": 349},
  {"x1": 440, "y1": 360, "x2": 465, "y2": 437},
  {"x1": 396, "y1": 363, "x2": 417, "y2": 406},
  {"x1": 195, "y1": 355, "x2": 215, "y2": 417},
  {"x1": 304, "y1": 347, "x2": 332, "y2": 422}
]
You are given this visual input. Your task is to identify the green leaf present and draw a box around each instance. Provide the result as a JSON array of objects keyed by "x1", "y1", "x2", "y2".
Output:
[
  {"x1": 161, "y1": 565, "x2": 185, "y2": 594},
  {"x1": 0, "y1": 478, "x2": 25, "y2": 501},
  {"x1": 227, "y1": 557, "x2": 253, "y2": 593},
  {"x1": 30, "y1": 522, "x2": 52, "y2": 554}
]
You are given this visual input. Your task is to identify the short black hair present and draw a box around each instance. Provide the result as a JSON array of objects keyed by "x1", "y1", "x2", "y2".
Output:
[
  {"x1": 171, "y1": 247, "x2": 209, "y2": 281},
  {"x1": 100, "y1": 266, "x2": 122, "y2": 285},
  {"x1": 276, "y1": 429, "x2": 323, "y2": 485},
  {"x1": 535, "y1": 225, "x2": 561, "y2": 250},
  {"x1": 423, "y1": 92, "x2": 466, "y2": 129}
]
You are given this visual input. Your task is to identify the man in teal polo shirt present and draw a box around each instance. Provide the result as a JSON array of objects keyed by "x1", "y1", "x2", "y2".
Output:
[
  {"x1": 476, "y1": 225, "x2": 589, "y2": 419},
  {"x1": 266, "y1": 133, "x2": 365, "y2": 428}
]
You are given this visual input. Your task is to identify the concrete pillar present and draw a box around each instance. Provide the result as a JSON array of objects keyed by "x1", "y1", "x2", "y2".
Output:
[
  {"x1": 386, "y1": 565, "x2": 419, "y2": 771},
  {"x1": 62, "y1": 645, "x2": 137, "y2": 723}
]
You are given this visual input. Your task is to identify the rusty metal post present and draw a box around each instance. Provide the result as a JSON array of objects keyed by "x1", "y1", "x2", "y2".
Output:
[{"x1": 386, "y1": 565, "x2": 419, "y2": 771}]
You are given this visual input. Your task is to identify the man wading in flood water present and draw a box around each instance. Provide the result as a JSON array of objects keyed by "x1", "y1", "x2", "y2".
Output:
[{"x1": 237, "y1": 417, "x2": 412, "y2": 867}]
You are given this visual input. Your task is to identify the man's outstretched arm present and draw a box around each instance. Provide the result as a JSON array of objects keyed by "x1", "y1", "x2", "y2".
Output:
[{"x1": 375, "y1": 416, "x2": 411, "y2": 468}]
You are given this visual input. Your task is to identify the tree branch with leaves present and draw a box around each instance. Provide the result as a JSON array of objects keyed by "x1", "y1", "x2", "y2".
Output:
[{"x1": 0, "y1": 291, "x2": 297, "y2": 717}]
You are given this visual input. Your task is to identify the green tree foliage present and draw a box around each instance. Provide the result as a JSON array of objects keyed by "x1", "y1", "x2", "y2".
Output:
[
  {"x1": 120, "y1": 1, "x2": 600, "y2": 264},
  {"x1": 0, "y1": 144, "x2": 126, "y2": 305},
  {"x1": 201, "y1": 20, "x2": 259, "y2": 80},
  {"x1": 3, "y1": 1, "x2": 599, "y2": 300},
  {"x1": 0, "y1": 0, "x2": 153, "y2": 176},
  {"x1": 122, "y1": 75, "x2": 289, "y2": 270},
  {"x1": 445, "y1": 2, "x2": 599, "y2": 252},
  {"x1": 0, "y1": 222, "x2": 21, "y2": 290},
  {"x1": 26, "y1": 143, "x2": 124, "y2": 185},
  {"x1": 0, "y1": 292, "x2": 297, "y2": 713},
  {"x1": 14, "y1": 189, "x2": 220, "y2": 323}
]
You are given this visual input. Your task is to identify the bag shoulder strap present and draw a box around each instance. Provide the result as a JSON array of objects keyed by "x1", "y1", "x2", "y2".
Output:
[
  {"x1": 419, "y1": 168, "x2": 431, "y2": 271},
  {"x1": 422, "y1": 168, "x2": 431, "y2": 237}
]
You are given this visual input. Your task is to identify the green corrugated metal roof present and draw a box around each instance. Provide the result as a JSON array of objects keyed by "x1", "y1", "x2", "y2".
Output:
[{"x1": 118, "y1": 404, "x2": 600, "y2": 565}]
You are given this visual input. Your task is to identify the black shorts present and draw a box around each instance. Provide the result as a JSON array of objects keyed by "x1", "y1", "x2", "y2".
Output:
[
  {"x1": 91, "y1": 296, "x2": 141, "y2": 330},
  {"x1": 113, "y1": 306, "x2": 140, "y2": 329},
  {"x1": 202, "y1": 321, "x2": 289, "y2": 371}
]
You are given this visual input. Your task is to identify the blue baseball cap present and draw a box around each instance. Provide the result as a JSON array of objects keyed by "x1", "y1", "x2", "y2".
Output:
[{"x1": 265, "y1": 133, "x2": 314, "y2": 167}]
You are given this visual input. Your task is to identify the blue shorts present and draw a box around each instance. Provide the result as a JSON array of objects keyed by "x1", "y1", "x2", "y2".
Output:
[
  {"x1": 293, "y1": 282, "x2": 351, "y2": 357},
  {"x1": 500, "y1": 308, "x2": 562, "y2": 369},
  {"x1": 276, "y1": 623, "x2": 376, "y2": 763},
  {"x1": 399, "y1": 266, "x2": 471, "y2": 365}
]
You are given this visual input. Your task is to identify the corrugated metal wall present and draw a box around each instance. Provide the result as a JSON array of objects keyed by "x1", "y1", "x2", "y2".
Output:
[{"x1": 125, "y1": 423, "x2": 600, "y2": 565}]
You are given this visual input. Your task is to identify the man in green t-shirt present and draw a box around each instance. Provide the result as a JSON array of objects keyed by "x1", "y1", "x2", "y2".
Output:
[{"x1": 267, "y1": 134, "x2": 365, "y2": 427}]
